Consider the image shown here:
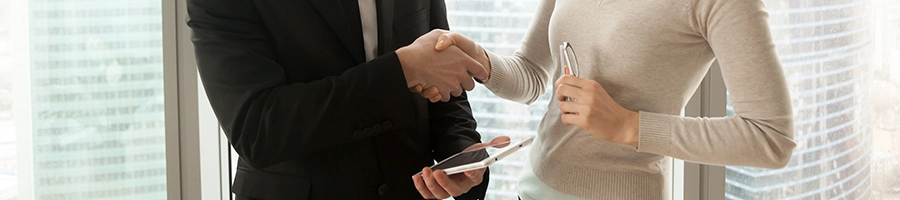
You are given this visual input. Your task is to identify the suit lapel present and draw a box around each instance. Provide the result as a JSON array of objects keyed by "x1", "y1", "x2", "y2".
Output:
[
  {"x1": 310, "y1": 0, "x2": 365, "y2": 63},
  {"x1": 376, "y1": 0, "x2": 394, "y2": 55}
]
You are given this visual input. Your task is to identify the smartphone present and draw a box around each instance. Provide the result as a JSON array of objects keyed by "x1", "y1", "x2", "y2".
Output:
[{"x1": 417, "y1": 138, "x2": 534, "y2": 176}]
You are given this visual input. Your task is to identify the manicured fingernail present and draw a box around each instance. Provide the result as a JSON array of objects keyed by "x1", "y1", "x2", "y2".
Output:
[{"x1": 437, "y1": 39, "x2": 444, "y2": 47}]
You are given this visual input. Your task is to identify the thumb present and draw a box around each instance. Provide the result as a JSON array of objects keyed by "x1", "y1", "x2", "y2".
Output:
[
  {"x1": 441, "y1": 32, "x2": 480, "y2": 56},
  {"x1": 434, "y1": 33, "x2": 455, "y2": 51},
  {"x1": 490, "y1": 136, "x2": 512, "y2": 148}
]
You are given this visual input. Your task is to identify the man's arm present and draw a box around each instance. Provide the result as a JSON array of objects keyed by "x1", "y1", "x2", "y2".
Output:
[{"x1": 187, "y1": 0, "x2": 419, "y2": 169}]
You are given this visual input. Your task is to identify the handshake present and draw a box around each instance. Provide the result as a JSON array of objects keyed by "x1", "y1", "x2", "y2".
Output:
[{"x1": 396, "y1": 29, "x2": 488, "y2": 102}]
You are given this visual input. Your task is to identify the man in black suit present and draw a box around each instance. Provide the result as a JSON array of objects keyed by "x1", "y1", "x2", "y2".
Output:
[{"x1": 186, "y1": 0, "x2": 501, "y2": 199}]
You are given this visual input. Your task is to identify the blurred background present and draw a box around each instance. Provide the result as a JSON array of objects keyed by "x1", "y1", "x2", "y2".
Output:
[{"x1": 0, "y1": 0, "x2": 898, "y2": 199}]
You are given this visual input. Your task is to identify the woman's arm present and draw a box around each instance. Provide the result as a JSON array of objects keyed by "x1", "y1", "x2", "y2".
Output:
[
  {"x1": 553, "y1": 0, "x2": 795, "y2": 169},
  {"x1": 637, "y1": 0, "x2": 796, "y2": 169},
  {"x1": 431, "y1": 0, "x2": 558, "y2": 105}
]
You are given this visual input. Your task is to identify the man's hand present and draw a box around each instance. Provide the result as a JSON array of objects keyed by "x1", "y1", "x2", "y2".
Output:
[
  {"x1": 412, "y1": 136, "x2": 511, "y2": 199},
  {"x1": 397, "y1": 29, "x2": 488, "y2": 102},
  {"x1": 410, "y1": 31, "x2": 490, "y2": 102}
]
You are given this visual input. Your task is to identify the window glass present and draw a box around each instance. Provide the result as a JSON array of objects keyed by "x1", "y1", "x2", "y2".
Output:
[
  {"x1": 446, "y1": 0, "x2": 546, "y2": 199},
  {"x1": 0, "y1": 0, "x2": 167, "y2": 199},
  {"x1": 725, "y1": 0, "x2": 900, "y2": 198}
]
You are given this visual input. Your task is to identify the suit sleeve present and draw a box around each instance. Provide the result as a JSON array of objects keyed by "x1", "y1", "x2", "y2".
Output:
[
  {"x1": 187, "y1": 0, "x2": 417, "y2": 169},
  {"x1": 425, "y1": 0, "x2": 489, "y2": 199}
]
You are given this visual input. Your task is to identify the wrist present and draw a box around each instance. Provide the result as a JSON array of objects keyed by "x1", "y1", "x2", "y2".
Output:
[
  {"x1": 481, "y1": 49, "x2": 491, "y2": 81},
  {"x1": 624, "y1": 111, "x2": 641, "y2": 147},
  {"x1": 395, "y1": 47, "x2": 415, "y2": 87}
]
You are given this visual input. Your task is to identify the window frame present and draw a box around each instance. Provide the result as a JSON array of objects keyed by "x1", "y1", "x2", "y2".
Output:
[
  {"x1": 676, "y1": 61, "x2": 727, "y2": 200},
  {"x1": 9, "y1": 0, "x2": 33, "y2": 198},
  {"x1": 163, "y1": 0, "x2": 232, "y2": 199}
]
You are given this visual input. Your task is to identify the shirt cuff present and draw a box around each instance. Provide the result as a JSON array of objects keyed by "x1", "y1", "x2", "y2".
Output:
[
  {"x1": 636, "y1": 111, "x2": 671, "y2": 154},
  {"x1": 482, "y1": 50, "x2": 509, "y2": 94}
]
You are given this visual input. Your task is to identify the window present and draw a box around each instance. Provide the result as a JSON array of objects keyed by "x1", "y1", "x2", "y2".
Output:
[
  {"x1": 0, "y1": 0, "x2": 167, "y2": 199},
  {"x1": 445, "y1": 0, "x2": 546, "y2": 199},
  {"x1": 724, "y1": 0, "x2": 900, "y2": 199}
]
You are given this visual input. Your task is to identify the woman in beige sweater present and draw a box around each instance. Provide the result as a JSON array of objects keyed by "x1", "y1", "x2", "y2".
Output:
[{"x1": 413, "y1": 0, "x2": 797, "y2": 199}]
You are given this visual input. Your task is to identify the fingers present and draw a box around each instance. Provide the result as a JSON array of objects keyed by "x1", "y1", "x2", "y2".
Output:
[
  {"x1": 449, "y1": 47, "x2": 486, "y2": 89},
  {"x1": 433, "y1": 170, "x2": 465, "y2": 197},
  {"x1": 438, "y1": 32, "x2": 489, "y2": 83},
  {"x1": 413, "y1": 174, "x2": 436, "y2": 199},
  {"x1": 559, "y1": 101, "x2": 586, "y2": 115},
  {"x1": 443, "y1": 45, "x2": 488, "y2": 82},
  {"x1": 416, "y1": 168, "x2": 484, "y2": 199},
  {"x1": 490, "y1": 136, "x2": 512, "y2": 148},
  {"x1": 556, "y1": 75, "x2": 591, "y2": 89},
  {"x1": 422, "y1": 167, "x2": 452, "y2": 199},
  {"x1": 429, "y1": 94, "x2": 443, "y2": 103},
  {"x1": 421, "y1": 86, "x2": 442, "y2": 103},
  {"x1": 451, "y1": 89, "x2": 463, "y2": 98},
  {"x1": 413, "y1": 85, "x2": 444, "y2": 103},
  {"x1": 465, "y1": 62, "x2": 489, "y2": 83},
  {"x1": 436, "y1": 32, "x2": 478, "y2": 55},
  {"x1": 422, "y1": 86, "x2": 439, "y2": 97},
  {"x1": 460, "y1": 75, "x2": 476, "y2": 91},
  {"x1": 463, "y1": 168, "x2": 486, "y2": 185},
  {"x1": 409, "y1": 84, "x2": 424, "y2": 93},
  {"x1": 556, "y1": 84, "x2": 585, "y2": 102},
  {"x1": 561, "y1": 111, "x2": 582, "y2": 126},
  {"x1": 462, "y1": 136, "x2": 513, "y2": 151},
  {"x1": 440, "y1": 90, "x2": 453, "y2": 102}
]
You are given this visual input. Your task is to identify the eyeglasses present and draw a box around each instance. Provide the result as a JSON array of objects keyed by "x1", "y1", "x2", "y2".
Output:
[
  {"x1": 559, "y1": 42, "x2": 579, "y2": 77},
  {"x1": 559, "y1": 42, "x2": 579, "y2": 102}
]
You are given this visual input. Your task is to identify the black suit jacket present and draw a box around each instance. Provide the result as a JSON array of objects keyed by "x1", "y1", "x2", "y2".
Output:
[{"x1": 186, "y1": 0, "x2": 488, "y2": 199}]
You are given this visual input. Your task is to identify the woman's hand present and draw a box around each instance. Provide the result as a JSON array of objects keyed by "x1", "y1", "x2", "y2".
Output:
[
  {"x1": 434, "y1": 32, "x2": 491, "y2": 74},
  {"x1": 555, "y1": 75, "x2": 641, "y2": 147},
  {"x1": 412, "y1": 136, "x2": 510, "y2": 199},
  {"x1": 409, "y1": 31, "x2": 490, "y2": 102}
]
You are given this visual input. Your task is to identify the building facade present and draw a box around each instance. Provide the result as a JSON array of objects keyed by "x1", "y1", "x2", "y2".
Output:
[
  {"x1": 25, "y1": 0, "x2": 167, "y2": 199},
  {"x1": 725, "y1": 0, "x2": 875, "y2": 198}
]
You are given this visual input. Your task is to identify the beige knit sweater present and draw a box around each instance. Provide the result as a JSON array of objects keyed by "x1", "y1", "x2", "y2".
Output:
[{"x1": 481, "y1": 0, "x2": 797, "y2": 199}]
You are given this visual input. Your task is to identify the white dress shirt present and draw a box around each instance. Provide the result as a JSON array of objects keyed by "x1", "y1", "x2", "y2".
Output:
[{"x1": 358, "y1": 0, "x2": 378, "y2": 61}]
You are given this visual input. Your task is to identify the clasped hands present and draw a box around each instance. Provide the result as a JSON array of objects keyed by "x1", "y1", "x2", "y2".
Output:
[{"x1": 396, "y1": 29, "x2": 490, "y2": 103}]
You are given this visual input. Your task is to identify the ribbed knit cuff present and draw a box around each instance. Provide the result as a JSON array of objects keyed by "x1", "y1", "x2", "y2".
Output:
[
  {"x1": 483, "y1": 50, "x2": 508, "y2": 93},
  {"x1": 637, "y1": 111, "x2": 671, "y2": 154}
]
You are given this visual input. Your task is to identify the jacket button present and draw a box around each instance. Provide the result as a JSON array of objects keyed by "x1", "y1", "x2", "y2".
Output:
[
  {"x1": 377, "y1": 183, "x2": 390, "y2": 196},
  {"x1": 363, "y1": 128, "x2": 373, "y2": 136},
  {"x1": 353, "y1": 130, "x2": 363, "y2": 138},
  {"x1": 382, "y1": 121, "x2": 393, "y2": 129},
  {"x1": 373, "y1": 124, "x2": 383, "y2": 133}
]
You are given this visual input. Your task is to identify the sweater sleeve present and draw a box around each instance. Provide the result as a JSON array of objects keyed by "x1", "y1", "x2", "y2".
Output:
[
  {"x1": 636, "y1": 0, "x2": 797, "y2": 169},
  {"x1": 481, "y1": 0, "x2": 556, "y2": 105}
]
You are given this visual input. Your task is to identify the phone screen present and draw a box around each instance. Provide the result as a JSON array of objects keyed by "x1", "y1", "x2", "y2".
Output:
[
  {"x1": 420, "y1": 141, "x2": 511, "y2": 174},
  {"x1": 431, "y1": 149, "x2": 490, "y2": 171}
]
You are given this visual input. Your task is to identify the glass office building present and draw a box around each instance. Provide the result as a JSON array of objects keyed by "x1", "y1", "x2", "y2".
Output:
[
  {"x1": 725, "y1": 0, "x2": 882, "y2": 198},
  {"x1": 18, "y1": 0, "x2": 166, "y2": 199}
]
